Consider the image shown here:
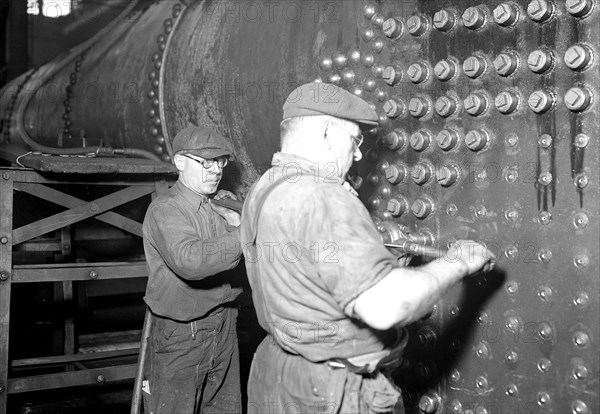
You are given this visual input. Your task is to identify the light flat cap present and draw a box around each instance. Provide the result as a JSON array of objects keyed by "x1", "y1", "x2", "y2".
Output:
[
  {"x1": 283, "y1": 82, "x2": 378, "y2": 125},
  {"x1": 172, "y1": 125, "x2": 235, "y2": 160}
]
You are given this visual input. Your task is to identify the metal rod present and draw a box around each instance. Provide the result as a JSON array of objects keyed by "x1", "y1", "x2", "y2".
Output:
[{"x1": 384, "y1": 241, "x2": 447, "y2": 259}]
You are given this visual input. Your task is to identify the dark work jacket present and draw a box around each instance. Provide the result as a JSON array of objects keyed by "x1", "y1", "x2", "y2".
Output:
[{"x1": 143, "y1": 180, "x2": 242, "y2": 322}]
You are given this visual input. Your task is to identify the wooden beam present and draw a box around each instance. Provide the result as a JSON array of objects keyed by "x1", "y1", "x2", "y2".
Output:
[
  {"x1": 12, "y1": 348, "x2": 139, "y2": 368},
  {"x1": 11, "y1": 262, "x2": 148, "y2": 283}
]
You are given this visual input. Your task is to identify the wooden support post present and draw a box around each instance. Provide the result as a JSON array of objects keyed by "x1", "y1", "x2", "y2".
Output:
[{"x1": 0, "y1": 170, "x2": 14, "y2": 414}]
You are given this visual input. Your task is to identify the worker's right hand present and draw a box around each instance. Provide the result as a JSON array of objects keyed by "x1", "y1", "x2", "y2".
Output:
[{"x1": 445, "y1": 240, "x2": 496, "y2": 276}]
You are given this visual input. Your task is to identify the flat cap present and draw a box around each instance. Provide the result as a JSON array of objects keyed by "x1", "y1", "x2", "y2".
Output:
[
  {"x1": 282, "y1": 82, "x2": 378, "y2": 125},
  {"x1": 172, "y1": 125, "x2": 235, "y2": 160}
]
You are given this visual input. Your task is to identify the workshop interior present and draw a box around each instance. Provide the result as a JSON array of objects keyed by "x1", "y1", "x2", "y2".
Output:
[{"x1": 0, "y1": 0, "x2": 598, "y2": 413}]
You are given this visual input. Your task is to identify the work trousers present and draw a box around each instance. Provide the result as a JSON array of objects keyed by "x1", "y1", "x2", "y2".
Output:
[
  {"x1": 247, "y1": 337, "x2": 404, "y2": 414},
  {"x1": 143, "y1": 306, "x2": 241, "y2": 414}
]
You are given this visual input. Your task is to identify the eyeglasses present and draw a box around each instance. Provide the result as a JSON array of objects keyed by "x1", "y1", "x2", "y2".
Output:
[
  {"x1": 183, "y1": 154, "x2": 228, "y2": 169},
  {"x1": 331, "y1": 122, "x2": 363, "y2": 149}
]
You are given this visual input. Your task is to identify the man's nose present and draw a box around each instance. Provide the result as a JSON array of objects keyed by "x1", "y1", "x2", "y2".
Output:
[{"x1": 353, "y1": 147, "x2": 363, "y2": 162}]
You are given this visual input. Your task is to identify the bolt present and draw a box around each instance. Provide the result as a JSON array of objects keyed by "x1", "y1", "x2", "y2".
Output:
[
  {"x1": 0, "y1": 271, "x2": 9, "y2": 281},
  {"x1": 566, "y1": 0, "x2": 594, "y2": 17},
  {"x1": 463, "y1": 55, "x2": 486, "y2": 78},
  {"x1": 565, "y1": 87, "x2": 592, "y2": 112},
  {"x1": 528, "y1": 49, "x2": 553, "y2": 73},
  {"x1": 465, "y1": 129, "x2": 489, "y2": 151},
  {"x1": 383, "y1": 99, "x2": 404, "y2": 118},
  {"x1": 418, "y1": 393, "x2": 440, "y2": 413},
  {"x1": 407, "y1": 62, "x2": 429, "y2": 83},
  {"x1": 387, "y1": 198, "x2": 407, "y2": 216},
  {"x1": 462, "y1": 6, "x2": 486, "y2": 29},
  {"x1": 411, "y1": 198, "x2": 433, "y2": 219},
  {"x1": 493, "y1": 3, "x2": 519, "y2": 26},
  {"x1": 407, "y1": 15, "x2": 428, "y2": 36},
  {"x1": 538, "y1": 171, "x2": 552, "y2": 185},
  {"x1": 89, "y1": 270, "x2": 99, "y2": 279},
  {"x1": 382, "y1": 66, "x2": 402, "y2": 85},
  {"x1": 0, "y1": 236, "x2": 7, "y2": 244},
  {"x1": 564, "y1": 44, "x2": 593, "y2": 70},
  {"x1": 464, "y1": 93, "x2": 488, "y2": 116},
  {"x1": 382, "y1": 17, "x2": 404, "y2": 38},
  {"x1": 495, "y1": 91, "x2": 519, "y2": 113},
  {"x1": 408, "y1": 97, "x2": 430, "y2": 118},
  {"x1": 538, "y1": 134, "x2": 553, "y2": 148},
  {"x1": 528, "y1": 90, "x2": 554, "y2": 113},
  {"x1": 436, "y1": 129, "x2": 459, "y2": 150},
  {"x1": 412, "y1": 162, "x2": 433, "y2": 185},
  {"x1": 527, "y1": 0, "x2": 554, "y2": 22},
  {"x1": 437, "y1": 165, "x2": 459, "y2": 186},
  {"x1": 494, "y1": 52, "x2": 519, "y2": 76},
  {"x1": 385, "y1": 164, "x2": 405, "y2": 185},
  {"x1": 434, "y1": 59, "x2": 456, "y2": 81},
  {"x1": 435, "y1": 95, "x2": 457, "y2": 117},
  {"x1": 382, "y1": 130, "x2": 406, "y2": 150},
  {"x1": 433, "y1": 9, "x2": 455, "y2": 31},
  {"x1": 410, "y1": 131, "x2": 431, "y2": 151},
  {"x1": 2, "y1": 172, "x2": 10, "y2": 180},
  {"x1": 575, "y1": 173, "x2": 588, "y2": 188}
]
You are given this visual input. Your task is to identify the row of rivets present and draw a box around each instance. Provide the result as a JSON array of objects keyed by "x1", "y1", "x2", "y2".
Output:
[
  {"x1": 61, "y1": 50, "x2": 88, "y2": 139},
  {"x1": 381, "y1": 128, "x2": 490, "y2": 152},
  {"x1": 447, "y1": 398, "x2": 590, "y2": 414},
  {"x1": 504, "y1": 246, "x2": 592, "y2": 267}
]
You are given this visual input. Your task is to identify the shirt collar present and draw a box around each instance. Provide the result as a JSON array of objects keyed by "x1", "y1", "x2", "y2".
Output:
[
  {"x1": 271, "y1": 152, "x2": 346, "y2": 185},
  {"x1": 173, "y1": 180, "x2": 209, "y2": 211}
]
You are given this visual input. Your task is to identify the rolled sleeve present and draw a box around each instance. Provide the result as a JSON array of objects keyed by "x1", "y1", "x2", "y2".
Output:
[{"x1": 307, "y1": 186, "x2": 397, "y2": 315}]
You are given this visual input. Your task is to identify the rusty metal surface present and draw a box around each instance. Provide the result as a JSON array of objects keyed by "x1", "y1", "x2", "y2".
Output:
[{"x1": 0, "y1": 0, "x2": 598, "y2": 412}]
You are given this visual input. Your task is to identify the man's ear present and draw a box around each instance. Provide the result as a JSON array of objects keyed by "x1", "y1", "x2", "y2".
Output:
[{"x1": 173, "y1": 153, "x2": 185, "y2": 172}]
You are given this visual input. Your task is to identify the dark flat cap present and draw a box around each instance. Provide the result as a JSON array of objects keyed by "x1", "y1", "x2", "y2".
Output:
[
  {"x1": 283, "y1": 82, "x2": 378, "y2": 125},
  {"x1": 172, "y1": 125, "x2": 235, "y2": 160}
]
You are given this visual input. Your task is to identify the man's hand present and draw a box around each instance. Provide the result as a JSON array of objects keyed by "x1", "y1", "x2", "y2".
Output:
[
  {"x1": 212, "y1": 203, "x2": 241, "y2": 227},
  {"x1": 213, "y1": 189, "x2": 238, "y2": 201},
  {"x1": 445, "y1": 240, "x2": 496, "y2": 276}
]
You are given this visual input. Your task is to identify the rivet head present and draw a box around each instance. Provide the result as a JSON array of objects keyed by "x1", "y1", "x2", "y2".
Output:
[
  {"x1": 362, "y1": 28, "x2": 375, "y2": 42},
  {"x1": 407, "y1": 62, "x2": 430, "y2": 83},
  {"x1": 573, "y1": 331, "x2": 589, "y2": 348},
  {"x1": 565, "y1": 87, "x2": 592, "y2": 112},
  {"x1": 538, "y1": 134, "x2": 553, "y2": 148},
  {"x1": 506, "y1": 315, "x2": 520, "y2": 332},
  {"x1": 462, "y1": 7, "x2": 486, "y2": 29},
  {"x1": 505, "y1": 208, "x2": 519, "y2": 222},
  {"x1": 407, "y1": 15, "x2": 428, "y2": 36},
  {"x1": 505, "y1": 383, "x2": 518, "y2": 397},
  {"x1": 574, "y1": 254, "x2": 589, "y2": 269},
  {"x1": 538, "y1": 322, "x2": 553, "y2": 339},
  {"x1": 465, "y1": 129, "x2": 489, "y2": 151},
  {"x1": 96, "y1": 374, "x2": 106, "y2": 383},
  {"x1": 410, "y1": 131, "x2": 432, "y2": 152},
  {"x1": 475, "y1": 342, "x2": 490, "y2": 358},
  {"x1": 537, "y1": 358, "x2": 552, "y2": 373},
  {"x1": 539, "y1": 211, "x2": 552, "y2": 225},
  {"x1": 527, "y1": 0, "x2": 554, "y2": 22},
  {"x1": 566, "y1": 0, "x2": 594, "y2": 17},
  {"x1": 538, "y1": 171, "x2": 552, "y2": 186},
  {"x1": 572, "y1": 400, "x2": 590, "y2": 414},
  {"x1": 434, "y1": 59, "x2": 457, "y2": 81},
  {"x1": 573, "y1": 364, "x2": 589, "y2": 380},
  {"x1": 348, "y1": 48, "x2": 361, "y2": 66},
  {"x1": 367, "y1": 195, "x2": 381, "y2": 210},
  {"x1": 371, "y1": 38, "x2": 384, "y2": 53},
  {"x1": 528, "y1": 49, "x2": 553, "y2": 73},
  {"x1": 363, "y1": 4, "x2": 377, "y2": 19},
  {"x1": 528, "y1": 90, "x2": 554, "y2": 113},
  {"x1": 409, "y1": 97, "x2": 430, "y2": 118},
  {"x1": 89, "y1": 270, "x2": 99, "y2": 279},
  {"x1": 574, "y1": 292, "x2": 589, "y2": 308},
  {"x1": 449, "y1": 369, "x2": 461, "y2": 382},
  {"x1": 494, "y1": 3, "x2": 520, "y2": 26},
  {"x1": 495, "y1": 91, "x2": 519, "y2": 114},
  {"x1": 435, "y1": 95, "x2": 458, "y2": 117},
  {"x1": 538, "y1": 249, "x2": 552, "y2": 263},
  {"x1": 2, "y1": 172, "x2": 11, "y2": 180},
  {"x1": 436, "y1": 129, "x2": 459, "y2": 150},
  {"x1": 332, "y1": 53, "x2": 347, "y2": 70},
  {"x1": 475, "y1": 376, "x2": 489, "y2": 390},
  {"x1": 374, "y1": 88, "x2": 388, "y2": 102},
  {"x1": 363, "y1": 77, "x2": 377, "y2": 92},
  {"x1": 463, "y1": 56, "x2": 487, "y2": 78},
  {"x1": 341, "y1": 69, "x2": 356, "y2": 85},
  {"x1": 537, "y1": 392, "x2": 551, "y2": 405},
  {"x1": 0, "y1": 271, "x2": 9, "y2": 281},
  {"x1": 564, "y1": 44, "x2": 593, "y2": 70},
  {"x1": 494, "y1": 52, "x2": 519, "y2": 76},
  {"x1": 574, "y1": 133, "x2": 589, "y2": 148},
  {"x1": 433, "y1": 9, "x2": 456, "y2": 31},
  {"x1": 464, "y1": 93, "x2": 488, "y2": 116},
  {"x1": 362, "y1": 54, "x2": 375, "y2": 68},
  {"x1": 446, "y1": 204, "x2": 458, "y2": 216},
  {"x1": 449, "y1": 400, "x2": 462, "y2": 413},
  {"x1": 383, "y1": 99, "x2": 405, "y2": 118},
  {"x1": 382, "y1": 17, "x2": 404, "y2": 38},
  {"x1": 506, "y1": 281, "x2": 519, "y2": 295},
  {"x1": 371, "y1": 14, "x2": 385, "y2": 28},
  {"x1": 573, "y1": 212, "x2": 589, "y2": 229},
  {"x1": 0, "y1": 236, "x2": 7, "y2": 244},
  {"x1": 505, "y1": 350, "x2": 519, "y2": 363},
  {"x1": 574, "y1": 173, "x2": 589, "y2": 189}
]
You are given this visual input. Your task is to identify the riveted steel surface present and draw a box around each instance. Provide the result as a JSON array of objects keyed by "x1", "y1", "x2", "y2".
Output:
[{"x1": 0, "y1": 1, "x2": 598, "y2": 412}]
